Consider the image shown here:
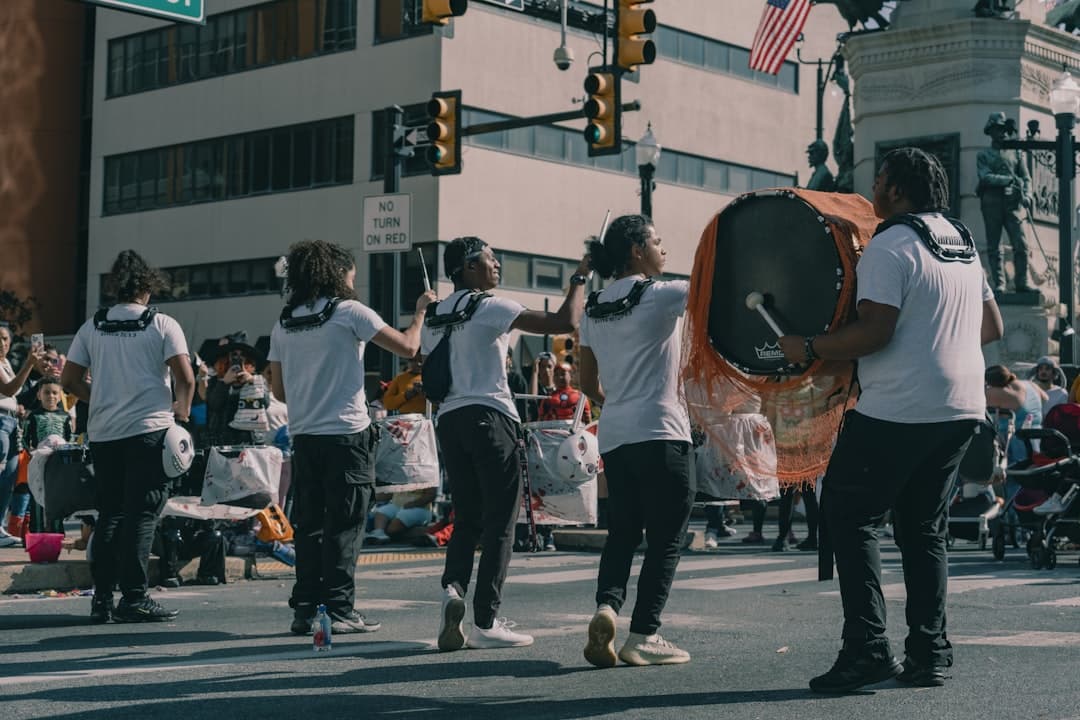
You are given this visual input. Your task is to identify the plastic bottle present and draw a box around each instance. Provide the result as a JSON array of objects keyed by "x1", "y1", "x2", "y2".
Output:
[{"x1": 312, "y1": 604, "x2": 331, "y2": 652}]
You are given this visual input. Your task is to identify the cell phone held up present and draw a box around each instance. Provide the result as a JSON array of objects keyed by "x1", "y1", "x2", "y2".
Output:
[{"x1": 30, "y1": 333, "x2": 44, "y2": 354}]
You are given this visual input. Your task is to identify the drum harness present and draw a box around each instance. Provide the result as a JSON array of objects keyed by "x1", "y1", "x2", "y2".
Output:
[
  {"x1": 585, "y1": 278, "x2": 654, "y2": 321},
  {"x1": 278, "y1": 297, "x2": 344, "y2": 331},
  {"x1": 874, "y1": 213, "x2": 977, "y2": 264},
  {"x1": 93, "y1": 306, "x2": 158, "y2": 333}
]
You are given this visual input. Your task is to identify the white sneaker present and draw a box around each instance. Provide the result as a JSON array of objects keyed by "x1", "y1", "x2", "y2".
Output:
[
  {"x1": 583, "y1": 604, "x2": 618, "y2": 668},
  {"x1": 703, "y1": 531, "x2": 719, "y2": 549},
  {"x1": 466, "y1": 618, "x2": 534, "y2": 649},
  {"x1": 366, "y1": 528, "x2": 390, "y2": 544},
  {"x1": 1034, "y1": 493, "x2": 1067, "y2": 515},
  {"x1": 437, "y1": 585, "x2": 466, "y2": 652},
  {"x1": 0, "y1": 533, "x2": 18, "y2": 549},
  {"x1": 618, "y1": 632, "x2": 691, "y2": 666}
]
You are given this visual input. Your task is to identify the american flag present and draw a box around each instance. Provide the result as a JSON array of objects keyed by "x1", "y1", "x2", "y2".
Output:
[{"x1": 749, "y1": 0, "x2": 813, "y2": 76}]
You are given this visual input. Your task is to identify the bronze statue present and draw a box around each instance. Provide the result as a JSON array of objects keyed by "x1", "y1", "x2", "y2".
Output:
[
  {"x1": 815, "y1": 0, "x2": 892, "y2": 29},
  {"x1": 973, "y1": 0, "x2": 1015, "y2": 18},
  {"x1": 977, "y1": 111, "x2": 1032, "y2": 294},
  {"x1": 806, "y1": 140, "x2": 836, "y2": 192},
  {"x1": 832, "y1": 67, "x2": 854, "y2": 193}
]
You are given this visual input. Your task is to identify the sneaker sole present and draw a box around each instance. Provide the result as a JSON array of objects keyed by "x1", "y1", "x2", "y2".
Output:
[
  {"x1": 438, "y1": 598, "x2": 466, "y2": 652},
  {"x1": 112, "y1": 612, "x2": 179, "y2": 623},
  {"x1": 618, "y1": 650, "x2": 691, "y2": 666},
  {"x1": 809, "y1": 659, "x2": 903, "y2": 693},
  {"x1": 331, "y1": 621, "x2": 381, "y2": 634},
  {"x1": 466, "y1": 636, "x2": 535, "y2": 649},
  {"x1": 583, "y1": 612, "x2": 617, "y2": 668}
]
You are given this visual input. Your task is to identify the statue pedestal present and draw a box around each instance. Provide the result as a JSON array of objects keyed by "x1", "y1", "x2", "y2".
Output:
[
  {"x1": 985, "y1": 303, "x2": 1054, "y2": 367},
  {"x1": 995, "y1": 289, "x2": 1043, "y2": 307}
]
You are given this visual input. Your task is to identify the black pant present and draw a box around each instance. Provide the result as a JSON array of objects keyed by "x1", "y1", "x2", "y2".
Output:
[
  {"x1": 823, "y1": 411, "x2": 976, "y2": 666},
  {"x1": 90, "y1": 429, "x2": 170, "y2": 601},
  {"x1": 596, "y1": 440, "x2": 695, "y2": 635},
  {"x1": 437, "y1": 405, "x2": 522, "y2": 629},
  {"x1": 777, "y1": 485, "x2": 819, "y2": 541},
  {"x1": 290, "y1": 427, "x2": 377, "y2": 614}
]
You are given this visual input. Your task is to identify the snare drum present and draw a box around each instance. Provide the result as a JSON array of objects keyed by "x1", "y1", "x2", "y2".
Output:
[
  {"x1": 523, "y1": 420, "x2": 598, "y2": 525},
  {"x1": 375, "y1": 413, "x2": 440, "y2": 491}
]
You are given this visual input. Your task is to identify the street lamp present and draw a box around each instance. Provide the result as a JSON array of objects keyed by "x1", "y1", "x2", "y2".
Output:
[
  {"x1": 636, "y1": 123, "x2": 661, "y2": 217},
  {"x1": 998, "y1": 67, "x2": 1080, "y2": 363},
  {"x1": 795, "y1": 35, "x2": 846, "y2": 142}
]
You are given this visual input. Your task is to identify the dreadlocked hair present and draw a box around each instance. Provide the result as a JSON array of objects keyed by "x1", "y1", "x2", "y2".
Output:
[
  {"x1": 107, "y1": 250, "x2": 168, "y2": 303},
  {"x1": 284, "y1": 239, "x2": 357, "y2": 311},
  {"x1": 881, "y1": 147, "x2": 950, "y2": 213},
  {"x1": 588, "y1": 214, "x2": 653, "y2": 279}
]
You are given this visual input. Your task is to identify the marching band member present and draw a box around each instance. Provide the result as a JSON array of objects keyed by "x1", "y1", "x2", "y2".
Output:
[
  {"x1": 268, "y1": 240, "x2": 434, "y2": 636},
  {"x1": 578, "y1": 215, "x2": 695, "y2": 667},
  {"x1": 424, "y1": 236, "x2": 589, "y2": 652}
]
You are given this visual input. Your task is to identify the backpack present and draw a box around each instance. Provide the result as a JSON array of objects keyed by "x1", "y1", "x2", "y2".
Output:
[{"x1": 422, "y1": 292, "x2": 490, "y2": 404}]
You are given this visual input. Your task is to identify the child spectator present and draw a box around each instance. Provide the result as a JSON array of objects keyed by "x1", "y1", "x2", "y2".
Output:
[{"x1": 26, "y1": 377, "x2": 74, "y2": 448}]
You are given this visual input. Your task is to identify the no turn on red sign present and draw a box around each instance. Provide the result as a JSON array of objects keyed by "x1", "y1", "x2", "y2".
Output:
[{"x1": 362, "y1": 194, "x2": 412, "y2": 253}]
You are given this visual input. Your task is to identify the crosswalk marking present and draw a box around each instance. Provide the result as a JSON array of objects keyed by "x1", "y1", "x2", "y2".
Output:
[
  {"x1": 672, "y1": 567, "x2": 820, "y2": 591},
  {"x1": 1034, "y1": 596, "x2": 1080, "y2": 607},
  {"x1": 508, "y1": 556, "x2": 794, "y2": 585},
  {"x1": 953, "y1": 631, "x2": 1080, "y2": 647},
  {"x1": 820, "y1": 574, "x2": 1078, "y2": 599}
]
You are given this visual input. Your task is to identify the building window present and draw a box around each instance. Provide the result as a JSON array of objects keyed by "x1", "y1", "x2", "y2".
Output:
[
  {"x1": 103, "y1": 116, "x2": 354, "y2": 215},
  {"x1": 101, "y1": 257, "x2": 282, "y2": 305},
  {"x1": 459, "y1": 107, "x2": 796, "y2": 195},
  {"x1": 374, "y1": 0, "x2": 435, "y2": 43},
  {"x1": 105, "y1": 0, "x2": 357, "y2": 98}
]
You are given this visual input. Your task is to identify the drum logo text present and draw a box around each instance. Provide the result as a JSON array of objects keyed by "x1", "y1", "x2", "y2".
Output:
[{"x1": 754, "y1": 342, "x2": 785, "y2": 361}]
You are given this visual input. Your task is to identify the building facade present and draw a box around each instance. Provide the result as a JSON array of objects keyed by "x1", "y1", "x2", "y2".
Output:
[{"x1": 87, "y1": 0, "x2": 849, "y2": 378}]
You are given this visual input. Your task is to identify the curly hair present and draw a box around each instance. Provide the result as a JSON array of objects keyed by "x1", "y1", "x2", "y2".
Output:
[
  {"x1": 880, "y1": 147, "x2": 950, "y2": 213},
  {"x1": 587, "y1": 214, "x2": 653, "y2": 279},
  {"x1": 107, "y1": 250, "x2": 168, "y2": 303},
  {"x1": 284, "y1": 239, "x2": 357, "y2": 311}
]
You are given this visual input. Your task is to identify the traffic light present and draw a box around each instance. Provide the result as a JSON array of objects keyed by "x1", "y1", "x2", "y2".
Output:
[
  {"x1": 583, "y1": 70, "x2": 620, "y2": 157},
  {"x1": 426, "y1": 90, "x2": 462, "y2": 175},
  {"x1": 615, "y1": 0, "x2": 656, "y2": 72},
  {"x1": 421, "y1": 0, "x2": 467, "y2": 25}
]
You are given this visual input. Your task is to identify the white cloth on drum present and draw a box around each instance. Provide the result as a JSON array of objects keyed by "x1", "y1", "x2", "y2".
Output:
[
  {"x1": 524, "y1": 420, "x2": 598, "y2": 525},
  {"x1": 162, "y1": 496, "x2": 265, "y2": 520},
  {"x1": 374, "y1": 413, "x2": 440, "y2": 492},
  {"x1": 694, "y1": 414, "x2": 779, "y2": 501},
  {"x1": 26, "y1": 436, "x2": 69, "y2": 508},
  {"x1": 201, "y1": 446, "x2": 282, "y2": 506}
]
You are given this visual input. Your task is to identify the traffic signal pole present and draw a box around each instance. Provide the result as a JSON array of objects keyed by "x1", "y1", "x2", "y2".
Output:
[
  {"x1": 384, "y1": 105, "x2": 404, "y2": 380},
  {"x1": 461, "y1": 101, "x2": 641, "y2": 138}
]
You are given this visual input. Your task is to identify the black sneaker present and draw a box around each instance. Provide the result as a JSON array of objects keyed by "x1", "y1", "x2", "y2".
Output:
[
  {"x1": 90, "y1": 594, "x2": 114, "y2": 624},
  {"x1": 796, "y1": 538, "x2": 818, "y2": 551},
  {"x1": 330, "y1": 609, "x2": 381, "y2": 634},
  {"x1": 809, "y1": 646, "x2": 902, "y2": 693},
  {"x1": 290, "y1": 603, "x2": 316, "y2": 635},
  {"x1": 112, "y1": 596, "x2": 179, "y2": 623},
  {"x1": 896, "y1": 657, "x2": 947, "y2": 687},
  {"x1": 771, "y1": 537, "x2": 789, "y2": 552}
]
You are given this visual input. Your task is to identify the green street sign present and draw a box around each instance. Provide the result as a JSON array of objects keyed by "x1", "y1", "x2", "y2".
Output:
[{"x1": 87, "y1": 0, "x2": 205, "y2": 24}]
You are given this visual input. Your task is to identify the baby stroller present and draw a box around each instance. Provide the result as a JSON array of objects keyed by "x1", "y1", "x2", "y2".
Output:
[
  {"x1": 948, "y1": 409, "x2": 1009, "y2": 550},
  {"x1": 991, "y1": 403, "x2": 1080, "y2": 568}
]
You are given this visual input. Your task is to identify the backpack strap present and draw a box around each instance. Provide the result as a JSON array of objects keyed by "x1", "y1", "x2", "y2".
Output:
[
  {"x1": 424, "y1": 291, "x2": 492, "y2": 330},
  {"x1": 279, "y1": 297, "x2": 343, "y2": 332},
  {"x1": 585, "y1": 278, "x2": 655, "y2": 320},
  {"x1": 93, "y1": 306, "x2": 159, "y2": 333},
  {"x1": 875, "y1": 213, "x2": 976, "y2": 264}
]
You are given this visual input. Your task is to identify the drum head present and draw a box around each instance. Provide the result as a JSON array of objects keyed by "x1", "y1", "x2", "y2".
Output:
[{"x1": 708, "y1": 193, "x2": 844, "y2": 375}]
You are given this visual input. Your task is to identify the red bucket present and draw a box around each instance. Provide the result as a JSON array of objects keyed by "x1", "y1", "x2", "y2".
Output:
[{"x1": 25, "y1": 533, "x2": 64, "y2": 563}]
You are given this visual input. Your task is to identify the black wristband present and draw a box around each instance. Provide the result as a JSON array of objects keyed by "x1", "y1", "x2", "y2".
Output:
[{"x1": 804, "y1": 335, "x2": 818, "y2": 363}]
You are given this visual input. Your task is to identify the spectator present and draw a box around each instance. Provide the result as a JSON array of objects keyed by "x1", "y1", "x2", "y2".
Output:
[
  {"x1": 0, "y1": 323, "x2": 44, "y2": 548},
  {"x1": 205, "y1": 336, "x2": 267, "y2": 447},
  {"x1": 539, "y1": 362, "x2": 591, "y2": 422},
  {"x1": 366, "y1": 487, "x2": 437, "y2": 544},
  {"x1": 62, "y1": 249, "x2": 195, "y2": 624},
  {"x1": 506, "y1": 349, "x2": 530, "y2": 421},
  {"x1": 985, "y1": 364, "x2": 1046, "y2": 464},
  {"x1": 1031, "y1": 356, "x2": 1068, "y2": 415},
  {"x1": 25, "y1": 376, "x2": 73, "y2": 448},
  {"x1": 16, "y1": 345, "x2": 74, "y2": 413},
  {"x1": 528, "y1": 351, "x2": 557, "y2": 421},
  {"x1": 382, "y1": 355, "x2": 426, "y2": 415}
]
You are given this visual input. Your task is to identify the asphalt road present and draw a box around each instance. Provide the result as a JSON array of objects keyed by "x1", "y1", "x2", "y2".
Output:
[{"x1": 3, "y1": 527, "x2": 1080, "y2": 720}]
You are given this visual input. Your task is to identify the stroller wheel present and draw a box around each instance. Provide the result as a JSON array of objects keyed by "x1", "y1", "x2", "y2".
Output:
[
  {"x1": 1031, "y1": 548, "x2": 1044, "y2": 569},
  {"x1": 991, "y1": 534, "x2": 1005, "y2": 560},
  {"x1": 1046, "y1": 550, "x2": 1057, "y2": 570}
]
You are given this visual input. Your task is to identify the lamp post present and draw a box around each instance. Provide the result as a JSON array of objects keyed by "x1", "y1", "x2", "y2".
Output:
[
  {"x1": 636, "y1": 123, "x2": 661, "y2": 218},
  {"x1": 795, "y1": 37, "x2": 846, "y2": 142},
  {"x1": 996, "y1": 68, "x2": 1080, "y2": 363}
]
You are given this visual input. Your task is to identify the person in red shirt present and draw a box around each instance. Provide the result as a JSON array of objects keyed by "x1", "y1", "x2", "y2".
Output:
[{"x1": 540, "y1": 363, "x2": 591, "y2": 422}]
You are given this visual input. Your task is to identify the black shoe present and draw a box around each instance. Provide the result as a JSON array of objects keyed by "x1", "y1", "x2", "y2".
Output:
[
  {"x1": 897, "y1": 658, "x2": 947, "y2": 687},
  {"x1": 796, "y1": 538, "x2": 818, "y2": 551},
  {"x1": 290, "y1": 603, "x2": 316, "y2": 635},
  {"x1": 90, "y1": 594, "x2": 114, "y2": 624},
  {"x1": 160, "y1": 577, "x2": 182, "y2": 589},
  {"x1": 771, "y1": 537, "x2": 789, "y2": 552},
  {"x1": 112, "y1": 596, "x2": 179, "y2": 623},
  {"x1": 330, "y1": 609, "x2": 381, "y2": 634},
  {"x1": 809, "y1": 647, "x2": 903, "y2": 693}
]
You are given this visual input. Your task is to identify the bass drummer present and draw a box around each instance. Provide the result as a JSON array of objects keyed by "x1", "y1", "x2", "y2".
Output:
[
  {"x1": 577, "y1": 214, "x2": 695, "y2": 668},
  {"x1": 423, "y1": 236, "x2": 589, "y2": 653},
  {"x1": 268, "y1": 240, "x2": 435, "y2": 637}
]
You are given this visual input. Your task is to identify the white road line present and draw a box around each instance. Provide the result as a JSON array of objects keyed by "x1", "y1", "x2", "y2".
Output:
[
  {"x1": 509, "y1": 557, "x2": 794, "y2": 585},
  {"x1": 671, "y1": 567, "x2": 819, "y2": 591},
  {"x1": 953, "y1": 631, "x2": 1080, "y2": 647},
  {"x1": 1035, "y1": 596, "x2": 1080, "y2": 607},
  {"x1": 820, "y1": 574, "x2": 1078, "y2": 599}
]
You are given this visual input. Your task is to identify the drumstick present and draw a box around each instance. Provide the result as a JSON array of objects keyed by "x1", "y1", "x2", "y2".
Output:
[
  {"x1": 418, "y1": 248, "x2": 431, "y2": 292},
  {"x1": 571, "y1": 393, "x2": 587, "y2": 434},
  {"x1": 598, "y1": 210, "x2": 612, "y2": 243},
  {"x1": 745, "y1": 292, "x2": 784, "y2": 338}
]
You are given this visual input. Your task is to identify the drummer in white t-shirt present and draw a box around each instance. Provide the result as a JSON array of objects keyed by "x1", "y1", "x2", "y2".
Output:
[
  {"x1": 422, "y1": 236, "x2": 590, "y2": 652},
  {"x1": 62, "y1": 250, "x2": 195, "y2": 624},
  {"x1": 576, "y1": 214, "x2": 695, "y2": 668},
  {"x1": 268, "y1": 239, "x2": 435, "y2": 637}
]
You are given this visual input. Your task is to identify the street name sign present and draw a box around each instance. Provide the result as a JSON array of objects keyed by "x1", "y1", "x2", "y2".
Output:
[
  {"x1": 363, "y1": 194, "x2": 412, "y2": 253},
  {"x1": 478, "y1": 0, "x2": 525, "y2": 11},
  {"x1": 86, "y1": 0, "x2": 205, "y2": 24}
]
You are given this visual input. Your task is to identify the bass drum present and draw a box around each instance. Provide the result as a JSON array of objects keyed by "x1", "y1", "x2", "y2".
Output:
[
  {"x1": 375, "y1": 413, "x2": 440, "y2": 492},
  {"x1": 705, "y1": 189, "x2": 876, "y2": 377}
]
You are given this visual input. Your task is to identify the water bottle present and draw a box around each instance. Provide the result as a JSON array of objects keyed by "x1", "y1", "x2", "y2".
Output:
[{"x1": 312, "y1": 604, "x2": 331, "y2": 653}]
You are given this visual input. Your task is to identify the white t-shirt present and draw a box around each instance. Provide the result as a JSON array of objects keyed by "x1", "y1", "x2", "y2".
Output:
[
  {"x1": 67, "y1": 304, "x2": 189, "y2": 442},
  {"x1": 420, "y1": 290, "x2": 524, "y2": 422},
  {"x1": 855, "y1": 214, "x2": 993, "y2": 424},
  {"x1": 0, "y1": 359, "x2": 17, "y2": 414},
  {"x1": 579, "y1": 276, "x2": 692, "y2": 453},
  {"x1": 1042, "y1": 386, "x2": 1068, "y2": 416},
  {"x1": 268, "y1": 298, "x2": 386, "y2": 436}
]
